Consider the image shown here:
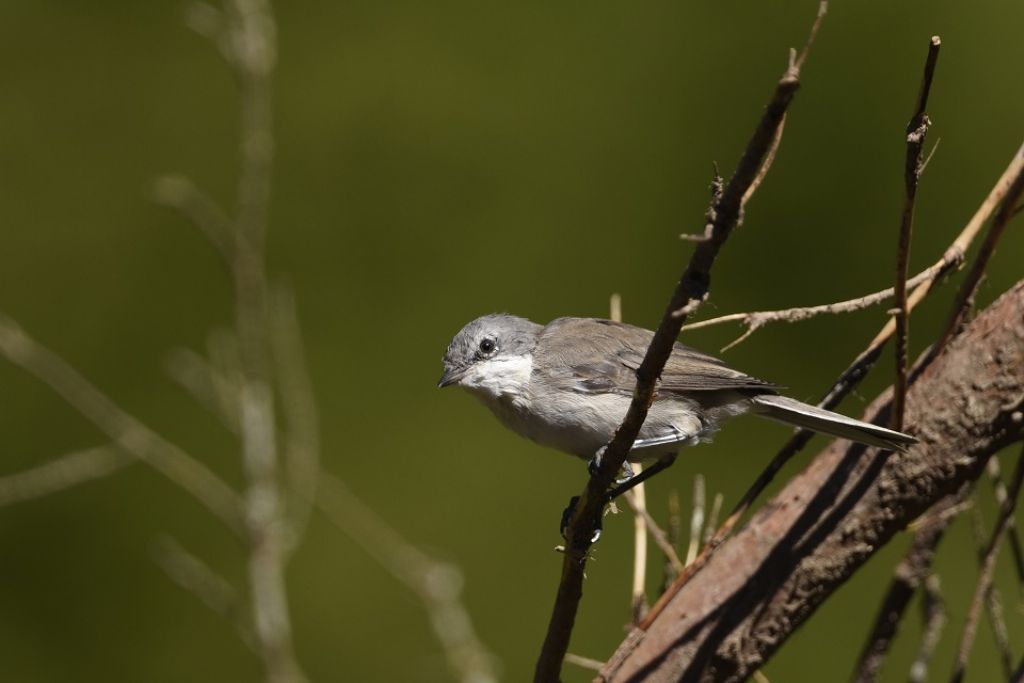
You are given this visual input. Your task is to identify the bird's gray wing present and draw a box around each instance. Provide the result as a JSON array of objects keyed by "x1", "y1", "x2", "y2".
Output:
[{"x1": 534, "y1": 318, "x2": 777, "y2": 395}]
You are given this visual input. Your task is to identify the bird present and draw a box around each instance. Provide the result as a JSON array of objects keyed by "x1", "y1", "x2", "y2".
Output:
[{"x1": 438, "y1": 314, "x2": 916, "y2": 477}]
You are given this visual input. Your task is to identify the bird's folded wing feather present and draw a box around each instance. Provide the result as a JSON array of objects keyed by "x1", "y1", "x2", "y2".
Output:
[{"x1": 534, "y1": 318, "x2": 777, "y2": 395}]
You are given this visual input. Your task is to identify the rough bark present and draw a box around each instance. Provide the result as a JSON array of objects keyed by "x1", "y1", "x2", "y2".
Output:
[{"x1": 599, "y1": 280, "x2": 1024, "y2": 682}]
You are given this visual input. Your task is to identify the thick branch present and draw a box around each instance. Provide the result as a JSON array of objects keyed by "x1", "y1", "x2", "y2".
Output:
[{"x1": 600, "y1": 280, "x2": 1024, "y2": 682}]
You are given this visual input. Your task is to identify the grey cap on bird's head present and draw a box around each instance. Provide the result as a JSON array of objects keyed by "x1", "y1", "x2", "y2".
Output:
[{"x1": 438, "y1": 314, "x2": 542, "y2": 388}]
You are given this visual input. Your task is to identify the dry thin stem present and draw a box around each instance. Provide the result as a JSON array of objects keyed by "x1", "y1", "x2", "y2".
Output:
[
  {"x1": 893, "y1": 36, "x2": 940, "y2": 429},
  {"x1": 909, "y1": 574, "x2": 946, "y2": 683},
  {"x1": 663, "y1": 490, "x2": 683, "y2": 590},
  {"x1": 935, "y1": 145, "x2": 1024, "y2": 353},
  {"x1": 0, "y1": 445, "x2": 133, "y2": 507},
  {"x1": 627, "y1": 463, "x2": 648, "y2": 625},
  {"x1": 532, "y1": 7, "x2": 823, "y2": 679},
  {"x1": 564, "y1": 653, "x2": 605, "y2": 672},
  {"x1": 681, "y1": 264, "x2": 942, "y2": 351},
  {"x1": 316, "y1": 472, "x2": 498, "y2": 683},
  {"x1": 684, "y1": 474, "x2": 706, "y2": 566},
  {"x1": 152, "y1": 536, "x2": 256, "y2": 650},
  {"x1": 623, "y1": 491, "x2": 684, "y2": 575},
  {"x1": 0, "y1": 315, "x2": 245, "y2": 534},
  {"x1": 951, "y1": 448, "x2": 1024, "y2": 683}
]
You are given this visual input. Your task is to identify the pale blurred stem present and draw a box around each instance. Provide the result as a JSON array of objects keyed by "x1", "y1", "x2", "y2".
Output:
[
  {"x1": 152, "y1": 536, "x2": 257, "y2": 651},
  {"x1": 220, "y1": 1, "x2": 302, "y2": 681},
  {"x1": 951, "y1": 448, "x2": 1024, "y2": 683},
  {"x1": 0, "y1": 316, "x2": 245, "y2": 533},
  {"x1": 315, "y1": 472, "x2": 498, "y2": 683},
  {"x1": 627, "y1": 464, "x2": 648, "y2": 625},
  {"x1": 269, "y1": 286, "x2": 321, "y2": 556},
  {"x1": 0, "y1": 445, "x2": 133, "y2": 507}
]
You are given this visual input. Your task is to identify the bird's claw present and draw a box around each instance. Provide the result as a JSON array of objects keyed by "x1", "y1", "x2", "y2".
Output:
[{"x1": 587, "y1": 447, "x2": 634, "y2": 485}]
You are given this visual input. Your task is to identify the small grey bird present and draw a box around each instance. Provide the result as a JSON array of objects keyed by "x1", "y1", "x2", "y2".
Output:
[{"x1": 438, "y1": 314, "x2": 916, "y2": 469}]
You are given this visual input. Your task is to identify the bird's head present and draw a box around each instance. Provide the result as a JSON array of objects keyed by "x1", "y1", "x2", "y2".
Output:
[{"x1": 438, "y1": 314, "x2": 542, "y2": 398}]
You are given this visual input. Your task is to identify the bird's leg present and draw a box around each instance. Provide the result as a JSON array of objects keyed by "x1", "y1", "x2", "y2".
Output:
[{"x1": 605, "y1": 453, "x2": 678, "y2": 502}]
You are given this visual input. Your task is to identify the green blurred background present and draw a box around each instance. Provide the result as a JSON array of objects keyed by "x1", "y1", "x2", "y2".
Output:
[{"x1": 1, "y1": 1, "x2": 1022, "y2": 681}]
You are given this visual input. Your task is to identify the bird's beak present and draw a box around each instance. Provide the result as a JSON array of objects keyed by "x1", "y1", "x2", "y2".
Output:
[{"x1": 437, "y1": 366, "x2": 466, "y2": 388}]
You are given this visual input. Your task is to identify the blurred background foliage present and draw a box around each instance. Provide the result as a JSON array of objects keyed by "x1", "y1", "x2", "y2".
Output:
[{"x1": 1, "y1": 1, "x2": 1022, "y2": 681}]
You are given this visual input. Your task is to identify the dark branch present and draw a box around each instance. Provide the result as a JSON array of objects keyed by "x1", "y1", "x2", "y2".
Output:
[
  {"x1": 531, "y1": 5, "x2": 828, "y2": 680},
  {"x1": 893, "y1": 36, "x2": 940, "y2": 429}
]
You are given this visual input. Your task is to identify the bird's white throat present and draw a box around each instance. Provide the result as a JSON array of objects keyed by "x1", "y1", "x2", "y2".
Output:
[{"x1": 459, "y1": 354, "x2": 534, "y2": 403}]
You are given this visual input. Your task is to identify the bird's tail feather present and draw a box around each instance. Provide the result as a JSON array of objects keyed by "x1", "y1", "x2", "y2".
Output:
[{"x1": 751, "y1": 394, "x2": 916, "y2": 451}]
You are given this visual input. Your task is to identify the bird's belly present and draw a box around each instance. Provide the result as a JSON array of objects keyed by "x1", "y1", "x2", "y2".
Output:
[{"x1": 496, "y1": 392, "x2": 705, "y2": 461}]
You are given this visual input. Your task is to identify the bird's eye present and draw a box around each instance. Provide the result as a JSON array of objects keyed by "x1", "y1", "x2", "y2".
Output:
[{"x1": 479, "y1": 338, "x2": 496, "y2": 355}]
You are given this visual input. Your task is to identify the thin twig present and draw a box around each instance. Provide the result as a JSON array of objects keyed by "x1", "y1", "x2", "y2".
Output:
[
  {"x1": 684, "y1": 474, "x2": 706, "y2": 566},
  {"x1": 0, "y1": 446, "x2": 133, "y2": 507},
  {"x1": 968, "y1": 492, "x2": 1015, "y2": 679},
  {"x1": 987, "y1": 457, "x2": 1024, "y2": 587},
  {"x1": 935, "y1": 146, "x2": 1024, "y2": 354},
  {"x1": 316, "y1": 472, "x2": 498, "y2": 683},
  {"x1": 909, "y1": 573, "x2": 946, "y2": 683},
  {"x1": 533, "y1": 6, "x2": 822, "y2": 678},
  {"x1": 0, "y1": 314, "x2": 245, "y2": 534},
  {"x1": 951, "y1": 447, "x2": 1024, "y2": 683},
  {"x1": 893, "y1": 36, "x2": 940, "y2": 429},
  {"x1": 681, "y1": 264, "x2": 943, "y2": 351},
  {"x1": 851, "y1": 491, "x2": 959, "y2": 683}
]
